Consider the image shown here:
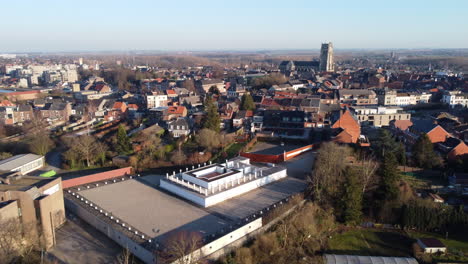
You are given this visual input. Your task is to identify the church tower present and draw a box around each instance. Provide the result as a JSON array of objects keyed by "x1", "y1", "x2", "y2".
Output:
[{"x1": 319, "y1": 42, "x2": 334, "y2": 72}]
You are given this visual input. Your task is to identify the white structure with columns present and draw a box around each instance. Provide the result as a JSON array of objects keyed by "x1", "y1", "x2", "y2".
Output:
[{"x1": 160, "y1": 157, "x2": 287, "y2": 207}]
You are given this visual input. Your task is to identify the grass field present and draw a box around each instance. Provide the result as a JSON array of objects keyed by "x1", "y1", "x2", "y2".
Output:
[
  {"x1": 225, "y1": 142, "x2": 246, "y2": 157},
  {"x1": 327, "y1": 228, "x2": 468, "y2": 262},
  {"x1": 327, "y1": 229, "x2": 413, "y2": 257}
]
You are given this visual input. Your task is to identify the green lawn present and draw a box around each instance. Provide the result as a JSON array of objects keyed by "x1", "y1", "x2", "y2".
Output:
[
  {"x1": 225, "y1": 142, "x2": 246, "y2": 157},
  {"x1": 327, "y1": 229, "x2": 413, "y2": 257},
  {"x1": 407, "y1": 230, "x2": 468, "y2": 263}
]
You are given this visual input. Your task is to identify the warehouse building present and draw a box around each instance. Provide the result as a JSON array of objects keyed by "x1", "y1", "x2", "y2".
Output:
[{"x1": 0, "y1": 154, "x2": 45, "y2": 175}]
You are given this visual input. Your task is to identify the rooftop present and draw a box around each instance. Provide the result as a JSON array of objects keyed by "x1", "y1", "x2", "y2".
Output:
[
  {"x1": 77, "y1": 179, "x2": 229, "y2": 242},
  {"x1": 325, "y1": 254, "x2": 418, "y2": 264},
  {"x1": 0, "y1": 175, "x2": 52, "y2": 192},
  {"x1": 0, "y1": 154, "x2": 43, "y2": 171}
]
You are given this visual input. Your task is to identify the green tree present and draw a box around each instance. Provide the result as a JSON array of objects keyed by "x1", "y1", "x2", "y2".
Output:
[
  {"x1": 396, "y1": 142, "x2": 406, "y2": 166},
  {"x1": 208, "y1": 85, "x2": 220, "y2": 95},
  {"x1": 373, "y1": 129, "x2": 399, "y2": 160},
  {"x1": 376, "y1": 153, "x2": 400, "y2": 203},
  {"x1": 240, "y1": 93, "x2": 255, "y2": 111},
  {"x1": 342, "y1": 167, "x2": 363, "y2": 225},
  {"x1": 203, "y1": 96, "x2": 220, "y2": 133},
  {"x1": 116, "y1": 125, "x2": 132, "y2": 154},
  {"x1": 412, "y1": 133, "x2": 441, "y2": 169}
]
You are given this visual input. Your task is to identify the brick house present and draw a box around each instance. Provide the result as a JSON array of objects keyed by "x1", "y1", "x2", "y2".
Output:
[
  {"x1": 405, "y1": 119, "x2": 450, "y2": 144},
  {"x1": 331, "y1": 109, "x2": 361, "y2": 144},
  {"x1": 40, "y1": 102, "x2": 72, "y2": 123}
]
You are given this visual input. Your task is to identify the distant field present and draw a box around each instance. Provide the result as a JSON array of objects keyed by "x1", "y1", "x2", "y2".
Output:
[{"x1": 326, "y1": 229, "x2": 413, "y2": 257}]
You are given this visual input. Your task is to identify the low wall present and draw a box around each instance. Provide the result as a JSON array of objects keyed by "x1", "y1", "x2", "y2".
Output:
[
  {"x1": 205, "y1": 169, "x2": 287, "y2": 207},
  {"x1": 284, "y1": 144, "x2": 313, "y2": 160},
  {"x1": 240, "y1": 152, "x2": 283, "y2": 163},
  {"x1": 62, "y1": 167, "x2": 133, "y2": 189},
  {"x1": 240, "y1": 144, "x2": 314, "y2": 163}
]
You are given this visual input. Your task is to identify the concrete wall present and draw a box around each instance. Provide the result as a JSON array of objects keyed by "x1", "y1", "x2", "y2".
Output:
[
  {"x1": 160, "y1": 180, "x2": 207, "y2": 206},
  {"x1": 62, "y1": 167, "x2": 133, "y2": 189},
  {"x1": 240, "y1": 152, "x2": 283, "y2": 163},
  {"x1": 284, "y1": 144, "x2": 313, "y2": 160},
  {"x1": 65, "y1": 197, "x2": 155, "y2": 263},
  {"x1": 194, "y1": 218, "x2": 262, "y2": 260},
  {"x1": 205, "y1": 169, "x2": 287, "y2": 207},
  {"x1": 36, "y1": 177, "x2": 66, "y2": 249},
  {"x1": 0, "y1": 200, "x2": 19, "y2": 220}
]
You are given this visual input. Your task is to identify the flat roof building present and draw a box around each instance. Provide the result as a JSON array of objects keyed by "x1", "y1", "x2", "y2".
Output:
[
  {"x1": 63, "y1": 158, "x2": 305, "y2": 263},
  {"x1": 160, "y1": 157, "x2": 287, "y2": 207},
  {"x1": 0, "y1": 174, "x2": 65, "y2": 249},
  {"x1": 0, "y1": 154, "x2": 44, "y2": 175}
]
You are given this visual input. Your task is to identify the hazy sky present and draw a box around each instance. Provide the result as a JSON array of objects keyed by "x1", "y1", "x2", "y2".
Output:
[{"x1": 2, "y1": 0, "x2": 467, "y2": 52}]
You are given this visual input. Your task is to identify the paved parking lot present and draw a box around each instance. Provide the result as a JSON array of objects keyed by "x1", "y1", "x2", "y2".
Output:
[
  {"x1": 207, "y1": 177, "x2": 306, "y2": 221},
  {"x1": 282, "y1": 150, "x2": 316, "y2": 180},
  {"x1": 49, "y1": 216, "x2": 122, "y2": 264}
]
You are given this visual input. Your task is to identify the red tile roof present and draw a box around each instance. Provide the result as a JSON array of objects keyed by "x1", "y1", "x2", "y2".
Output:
[
  {"x1": 167, "y1": 106, "x2": 186, "y2": 115},
  {"x1": 332, "y1": 109, "x2": 361, "y2": 143},
  {"x1": 393, "y1": 120, "x2": 413, "y2": 131}
]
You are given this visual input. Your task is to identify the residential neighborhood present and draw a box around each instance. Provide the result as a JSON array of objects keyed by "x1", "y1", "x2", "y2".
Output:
[{"x1": 0, "y1": 2, "x2": 467, "y2": 263}]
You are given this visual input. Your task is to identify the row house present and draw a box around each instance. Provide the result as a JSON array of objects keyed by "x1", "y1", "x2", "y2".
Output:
[
  {"x1": 339, "y1": 89, "x2": 378, "y2": 106},
  {"x1": 402, "y1": 119, "x2": 451, "y2": 144},
  {"x1": 442, "y1": 90, "x2": 468, "y2": 108},
  {"x1": 261, "y1": 110, "x2": 313, "y2": 139},
  {"x1": 232, "y1": 110, "x2": 253, "y2": 128},
  {"x1": 395, "y1": 92, "x2": 432, "y2": 106},
  {"x1": 40, "y1": 102, "x2": 72, "y2": 123},
  {"x1": 227, "y1": 84, "x2": 247, "y2": 99},
  {"x1": 437, "y1": 137, "x2": 468, "y2": 162},
  {"x1": 351, "y1": 106, "x2": 411, "y2": 127},
  {"x1": 198, "y1": 79, "x2": 225, "y2": 94},
  {"x1": 104, "y1": 101, "x2": 127, "y2": 121}
]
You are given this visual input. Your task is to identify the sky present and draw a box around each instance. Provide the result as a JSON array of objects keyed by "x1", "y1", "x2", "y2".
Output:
[{"x1": 1, "y1": 0, "x2": 467, "y2": 52}]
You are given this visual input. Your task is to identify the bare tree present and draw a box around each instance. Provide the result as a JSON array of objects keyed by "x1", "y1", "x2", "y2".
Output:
[
  {"x1": 28, "y1": 130, "x2": 54, "y2": 156},
  {"x1": 75, "y1": 135, "x2": 98, "y2": 167},
  {"x1": 195, "y1": 129, "x2": 220, "y2": 151},
  {"x1": 158, "y1": 230, "x2": 204, "y2": 264},
  {"x1": 309, "y1": 142, "x2": 351, "y2": 203},
  {"x1": 359, "y1": 155, "x2": 378, "y2": 193},
  {"x1": 64, "y1": 134, "x2": 101, "y2": 167},
  {"x1": 0, "y1": 217, "x2": 41, "y2": 263},
  {"x1": 171, "y1": 150, "x2": 187, "y2": 166},
  {"x1": 114, "y1": 247, "x2": 133, "y2": 264}
]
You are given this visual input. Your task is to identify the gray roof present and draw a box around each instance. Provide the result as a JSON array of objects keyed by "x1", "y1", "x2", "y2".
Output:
[
  {"x1": 411, "y1": 119, "x2": 438, "y2": 133},
  {"x1": 17, "y1": 104, "x2": 32, "y2": 112},
  {"x1": 0, "y1": 154, "x2": 43, "y2": 171},
  {"x1": 324, "y1": 255, "x2": 418, "y2": 264},
  {"x1": 340, "y1": 89, "x2": 376, "y2": 97}
]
